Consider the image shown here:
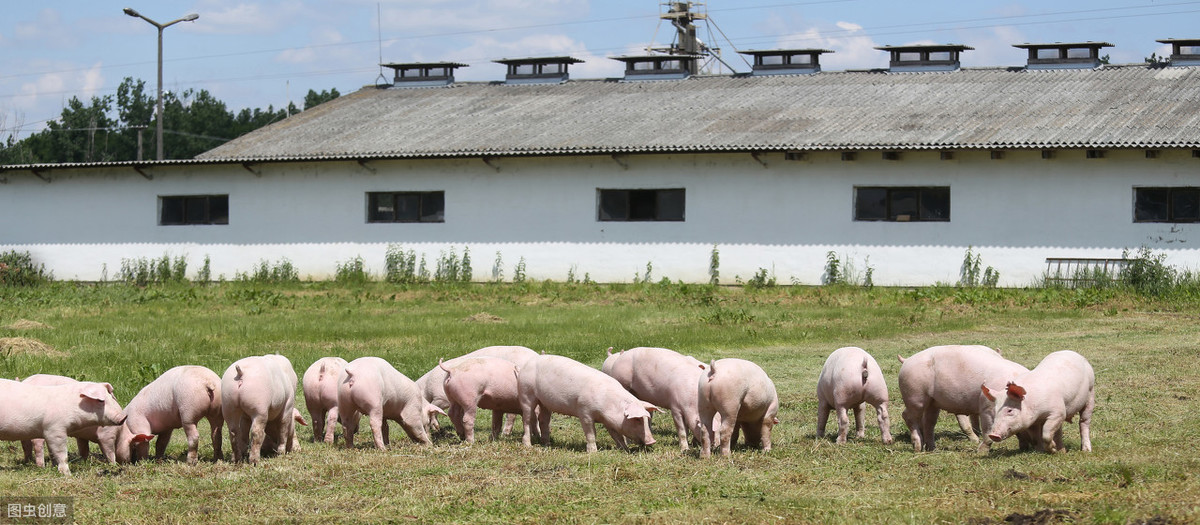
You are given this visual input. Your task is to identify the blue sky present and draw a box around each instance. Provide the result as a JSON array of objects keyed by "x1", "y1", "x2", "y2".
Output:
[{"x1": 2, "y1": 1, "x2": 1196, "y2": 139}]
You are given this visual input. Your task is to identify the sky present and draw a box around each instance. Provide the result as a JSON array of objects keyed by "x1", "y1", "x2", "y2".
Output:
[{"x1": 2, "y1": 0, "x2": 1197, "y2": 140}]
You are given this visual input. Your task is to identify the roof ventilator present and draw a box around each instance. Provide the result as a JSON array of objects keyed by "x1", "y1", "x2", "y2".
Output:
[
  {"x1": 875, "y1": 44, "x2": 972, "y2": 72},
  {"x1": 381, "y1": 62, "x2": 468, "y2": 88},
  {"x1": 738, "y1": 49, "x2": 832, "y2": 76},
  {"x1": 493, "y1": 56, "x2": 583, "y2": 85},
  {"x1": 1013, "y1": 42, "x2": 1113, "y2": 70},
  {"x1": 609, "y1": 55, "x2": 701, "y2": 81},
  {"x1": 1157, "y1": 39, "x2": 1200, "y2": 67}
]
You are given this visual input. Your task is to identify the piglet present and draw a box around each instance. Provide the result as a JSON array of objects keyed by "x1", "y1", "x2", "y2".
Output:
[
  {"x1": 603, "y1": 347, "x2": 707, "y2": 452},
  {"x1": 116, "y1": 365, "x2": 224, "y2": 464},
  {"x1": 898, "y1": 345, "x2": 1029, "y2": 452},
  {"x1": 19, "y1": 374, "x2": 119, "y2": 466},
  {"x1": 302, "y1": 357, "x2": 348, "y2": 444},
  {"x1": 0, "y1": 379, "x2": 126, "y2": 476},
  {"x1": 338, "y1": 357, "x2": 444, "y2": 450},
  {"x1": 221, "y1": 354, "x2": 299, "y2": 465},
  {"x1": 417, "y1": 346, "x2": 537, "y2": 433},
  {"x1": 517, "y1": 354, "x2": 659, "y2": 453},
  {"x1": 983, "y1": 350, "x2": 1095, "y2": 453},
  {"x1": 439, "y1": 356, "x2": 523, "y2": 444},
  {"x1": 816, "y1": 347, "x2": 892, "y2": 444},
  {"x1": 696, "y1": 358, "x2": 780, "y2": 458}
]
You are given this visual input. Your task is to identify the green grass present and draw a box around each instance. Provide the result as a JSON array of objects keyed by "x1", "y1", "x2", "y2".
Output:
[{"x1": 1, "y1": 282, "x2": 1197, "y2": 524}]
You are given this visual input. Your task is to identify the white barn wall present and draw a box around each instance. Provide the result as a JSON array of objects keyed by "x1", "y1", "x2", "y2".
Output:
[{"x1": 2, "y1": 149, "x2": 1198, "y2": 285}]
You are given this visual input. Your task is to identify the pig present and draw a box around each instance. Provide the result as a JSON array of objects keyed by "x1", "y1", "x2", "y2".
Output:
[
  {"x1": 302, "y1": 357, "x2": 348, "y2": 444},
  {"x1": 115, "y1": 365, "x2": 224, "y2": 465},
  {"x1": 19, "y1": 374, "x2": 118, "y2": 466},
  {"x1": 897, "y1": 345, "x2": 1029, "y2": 453},
  {"x1": 517, "y1": 353, "x2": 659, "y2": 453},
  {"x1": 603, "y1": 347, "x2": 707, "y2": 451},
  {"x1": 338, "y1": 356, "x2": 444, "y2": 450},
  {"x1": 816, "y1": 347, "x2": 893, "y2": 444},
  {"x1": 696, "y1": 358, "x2": 780, "y2": 458},
  {"x1": 0, "y1": 379, "x2": 127, "y2": 476},
  {"x1": 982, "y1": 350, "x2": 1095, "y2": 453},
  {"x1": 221, "y1": 354, "x2": 299, "y2": 465},
  {"x1": 438, "y1": 356, "x2": 523, "y2": 444},
  {"x1": 416, "y1": 345, "x2": 537, "y2": 433}
]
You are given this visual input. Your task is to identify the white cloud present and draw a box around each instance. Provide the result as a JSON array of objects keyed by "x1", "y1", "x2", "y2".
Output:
[
  {"x1": 80, "y1": 62, "x2": 105, "y2": 100},
  {"x1": 277, "y1": 28, "x2": 348, "y2": 64}
]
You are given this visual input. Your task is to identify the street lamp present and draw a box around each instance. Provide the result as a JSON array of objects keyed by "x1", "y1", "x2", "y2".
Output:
[{"x1": 123, "y1": 8, "x2": 199, "y2": 161}]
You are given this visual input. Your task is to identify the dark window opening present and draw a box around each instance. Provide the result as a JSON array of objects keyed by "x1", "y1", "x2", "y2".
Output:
[
  {"x1": 598, "y1": 189, "x2": 685, "y2": 222},
  {"x1": 1136, "y1": 187, "x2": 1200, "y2": 223},
  {"x1": 159, "y1": 195, "x2": 229, "y2": 225},
  {"x1": 368, "y1": 191, "x2": 444, "y2": 223},
  {"x1": 855, "y1": 187, "x2": 950, "y2": 222}
]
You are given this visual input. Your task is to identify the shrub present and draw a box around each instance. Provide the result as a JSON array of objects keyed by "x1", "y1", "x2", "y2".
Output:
[
  {"x1": 335, "y1": 256, "x2": 370, "y2": 284},
  {"x1": 237, "y1": 258, "x2": 299, "y2": 283},
  {"x1": 1119, "y1": 246, "x2": 1174, "y2": 297},
  {"x1": 0, "y1": 250, "x2": 52, "y2": 286},
  {"x1": 118, "y1": 254, "x2": 187, "y2": 286}
]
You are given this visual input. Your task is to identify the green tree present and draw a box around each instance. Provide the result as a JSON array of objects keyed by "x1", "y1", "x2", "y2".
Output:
[{"x1": 303, "y1": 88, "x2": 340, "y2": 110}]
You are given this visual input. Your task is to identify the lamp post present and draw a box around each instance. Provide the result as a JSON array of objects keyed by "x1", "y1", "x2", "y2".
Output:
[{"x1": 123, "y1": 8, "x2": 198, "y2": 161}]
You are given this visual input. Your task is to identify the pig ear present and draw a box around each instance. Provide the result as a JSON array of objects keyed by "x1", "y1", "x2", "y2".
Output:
[
  {"x1": 103, "y1": 382, "x2": 115, "y2": 394},
  {"x1": 606, "y1": 346, "x2": 614, "y2": 356},
  {"x1": 623, "y1": 403, "x2": 650, "y2": 420},
  {"x1": 80, "y1": 384, "x2": 108, "y2": 402},
  {"x1": 1006, "y1": 382, "x2": 1027, "y2": 400},
  {"x1": 426, "y1": 404, "x2": 447, "y2": 417},
  {"x1": 131, "y1": 434, "x2": 155, "y2": 445},
  {"x1": 642, "y1": 402, "x2": 661, "y2": 414},
  {"x1": 981, "y1": 384, "x2": 997, "y2": 402}
]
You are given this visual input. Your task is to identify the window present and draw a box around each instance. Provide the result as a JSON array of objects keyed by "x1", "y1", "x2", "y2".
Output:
[
  {"x1": 1135, "y1": 187, "x2": 1200, "y2": 223},
  {"x1": 598, "y1": 189, "x2": 684, "y2": 222},
  {"x1": 367, "y1": 191, "x2": 444, "y2": 223},
  {"x1": 855, "y1": 187, "x2": 950, "y2": 222},
  {"x1": 159, "y1": 195, "x2": 228, "y2": 225}
]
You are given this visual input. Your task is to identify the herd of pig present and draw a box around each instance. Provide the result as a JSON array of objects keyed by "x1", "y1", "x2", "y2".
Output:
[{"x1": 0, "y1": 343, "x2": 1094, "y2": 477}]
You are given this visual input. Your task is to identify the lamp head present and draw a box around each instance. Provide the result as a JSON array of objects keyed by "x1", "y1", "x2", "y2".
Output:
[
  {"x1": 123, "y1": 7, "x2": 140, "y2": 17},
  {"x1": 183, "y1": 13, "x2": 199, "y2": 21}
]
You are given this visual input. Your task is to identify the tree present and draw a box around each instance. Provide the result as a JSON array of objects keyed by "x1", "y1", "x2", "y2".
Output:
[
  {"x1": 303, "y1": 88, "x2": 340, "y2": 110},
  {"x1": 1145, "y1": 52, "x2": 1170, "y2": 65}
]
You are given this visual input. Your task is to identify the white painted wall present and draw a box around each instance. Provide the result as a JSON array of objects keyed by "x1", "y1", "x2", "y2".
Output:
[{"x1": 2, "y1": 149, "x2": 1198, "y2": 285}]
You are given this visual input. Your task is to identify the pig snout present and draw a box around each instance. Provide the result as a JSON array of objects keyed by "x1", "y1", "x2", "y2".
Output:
[{"x1": 987, "y1": 433, "x2": 1003, "y2": 442}]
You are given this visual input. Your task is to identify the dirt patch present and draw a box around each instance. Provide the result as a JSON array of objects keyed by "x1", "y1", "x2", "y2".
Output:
[
  {"x1": 4, "y1": 319, "x2": 53, "y2": 330},
  {"x1": 0, "y1": 337, "x2": 67, "y2": 358},
  {"x1": 1005, "y1": 509, "x2": 1074, "y2": 525},
  {"x1": 462, "y1": 312, "x2": 506, "y2": 323}
]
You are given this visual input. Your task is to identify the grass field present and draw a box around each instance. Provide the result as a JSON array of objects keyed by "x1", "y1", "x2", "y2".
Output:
[{"x1": 0, "y1": 281, "x2": 1197, "y2": 524}]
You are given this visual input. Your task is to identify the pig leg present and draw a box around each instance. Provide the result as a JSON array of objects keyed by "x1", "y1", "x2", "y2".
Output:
[
  {"x1": 743, "y1": 421, "x2": 764, "y2": 451},
  {"x1": 1079, "y1": 392, "x2": 1094, "y2": 452},
  {"x1": 76, "y1": 437, "x2": 91, "y2": 461},
  {"x1": 368, "y1": 411, "x2": 387, "y2": 450},
  {"x1": 97, "y1": 436, "x2": 116, "y2": 464},
  {"x1": 248, "y1": 416, "x2": 267, "y2": 465},
  {"x1": 816, "y1": 398, "x2": 831, "y2": 440},
  {"x1": 501, "y1": 413, "x2": 517, "y2": 436},
  {"x1": 183, "y1": 423, "x2": 201, "y2": 465},
  {"x1": 537, "y1": 404, "x2": 552, "y2": 446},
  {"x1": 835, "y1": 406, "x2": 850, "y2": 444},
  {"x1": 208, "y1": 412, "x2": 224, "y2": 461},
  {"x1": 604, "y1": 424, "x2": 629, "y2": 452},
  {"x1": 491, "y1": 410, "x2": 504, "y2": 442},
  {"x1": 670, "y1": 409, "x2": 690, "y2": 452},
  {"x1": 956, "y1": 414, "x2": 979, "y2": 443},
  {"x1": 579, "y1": 416, "x2": 601, "y2": 453},
  {"x1": 323, "y1": 408, "x2": 339, "y2": 444},
  {"x1": 381, "y1": 419, "x2": 391, "y2": 447},
  {"x1": 920, "y1": 407, "x2": 940, "y2": 452},
  {"x1": 310, "y1": 409, "x2": 326, "y2": 444},
  {"x1": 155, "y1": 432, "x2": 173, "y2": 459},
  {"x1": 902, "y1": 405, "x2": 923, "y2": 453},
  {"x1": 521, "y1": 404, "x2": 536, "y2": 447},
  {"x1": 876, "y1": 402, "x2": 894, "y2": 445},
  {"x1": 23, "y1": 439, "x2": 44, "y2": 467},
  {"x1": 448, "y1": 403, "x2": 467, "y2": 441},
  {"x1": 854, "y1": 403, "x2": 866, "y2": 439},
  {"x1": 1039, "y1": 414, "x2": 1064, "y2": 453},
  {"x1": 46, "y1": 434, "x2": 71, "y2": 476},
  {"x1": 717, "y1": 415, "x2": 737, "y2": 457},
  {"x1": 341, "y1": 412, "x2": 359, "y2": 449},
  {"x1": 399, "y1": 418, "x2": 432, "y2": 446}
]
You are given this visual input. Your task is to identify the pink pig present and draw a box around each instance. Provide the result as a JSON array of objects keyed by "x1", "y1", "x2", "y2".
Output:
[
  {"x1": 603, "y1": 347, "x2": 707, "y2": 452},
  {"x1": 983, "y1": 350, "x2": 1095, "y2": 453},
  {"x1": 0, "y1": 379, "x2": 126, "y2": 476},
  {"x1": 302, "y1": 357, "x2": 348, "y2": 444},
  {"x1": 816, "y1": 347, "x2": 892, "y2": 444},
  {"x1": 417, "y1": 346, "x2": 537, "y2": 433},
  {"x1": 19, "y1": 374, "x2": 119, "y2": 466},
  {"x1": 221, "y1": 354, "x2": 299, "y2": 465},
  {"x1": 116, "y1": 365, "x2": 224, "y2": 465},
  {"x1": 438, "y1": 356, "x2": 523, "y2": 444},
  {"x1": 696, "y1": 358, "x2": 780, "y2": 458},
  {"x1": 897, "y1": 345, "x2": 1029, "y2": 452},
  {"x1": 517, "y1": 354, "x2": 659, "y2": 453},
  {"x1": 338, "y1": 357, "x2": 444, "y2": 450}
]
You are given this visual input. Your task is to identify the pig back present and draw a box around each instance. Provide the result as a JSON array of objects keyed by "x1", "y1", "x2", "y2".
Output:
[
  {"x1": 899, "y1": 345, "x2": 1027, "y2": 414},
  {"x1": 626, "y1": 347, "x2": 705, "y2": 408}
]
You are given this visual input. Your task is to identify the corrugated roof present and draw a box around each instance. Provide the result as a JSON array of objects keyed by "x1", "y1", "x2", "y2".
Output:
[{"x1": 11, "y1": 64, "x2": 1200, "y2": 172}]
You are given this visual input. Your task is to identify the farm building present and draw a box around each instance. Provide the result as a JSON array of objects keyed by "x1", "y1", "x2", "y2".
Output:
[{"x1": 2, "y1": 39, "x2": 1200, "y2": 286}]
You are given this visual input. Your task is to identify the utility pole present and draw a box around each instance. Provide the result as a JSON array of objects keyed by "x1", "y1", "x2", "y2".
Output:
[{"x1": 123, "y1": 8, "x2": 199, "y2": 161}]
